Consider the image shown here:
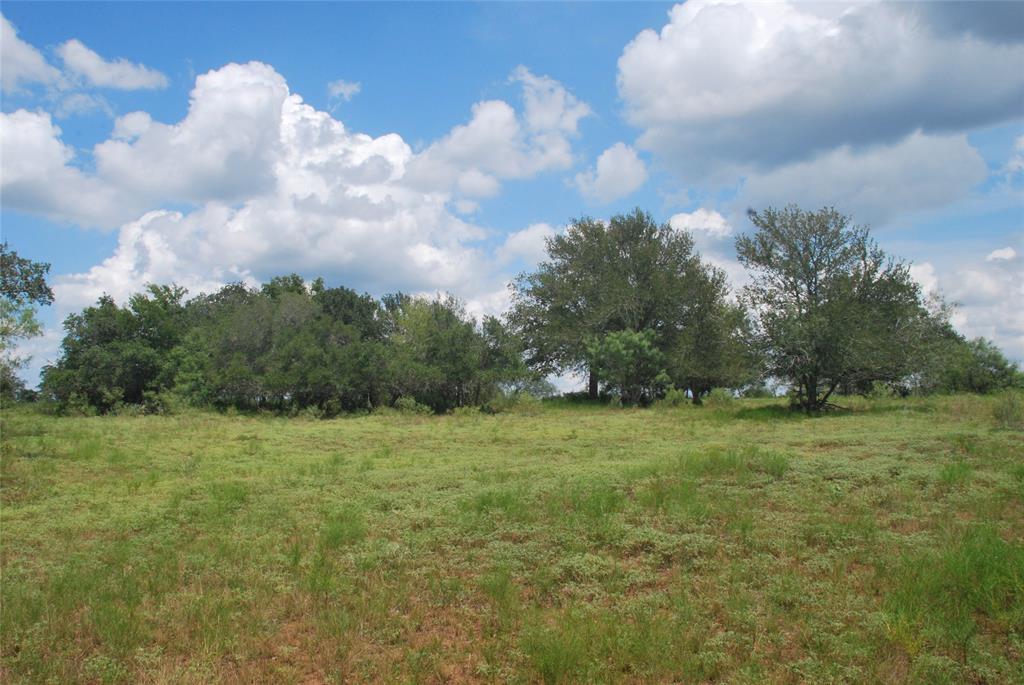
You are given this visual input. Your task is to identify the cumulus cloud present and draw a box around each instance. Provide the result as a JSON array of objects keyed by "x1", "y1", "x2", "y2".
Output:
[
  {"x1": 327, "y1": 79, "x2": 360, "y2": 103},
  {"x1": 618, "y1": 1, "x2": 1024, "y2": 180},
  {"x1": 22, "y1": 61, "x2": 588, "y2": 327},
  {"x1": 57, "y1": 39, "x2": 167, "y2": 90},
  {"x1": 944, "y1": 247, "x2": 1024, "y2": 361},
  {"x1": 987, "y1": 247, "x2": 1018, "y2": 262},
  {"x1": 0, "y1": 14, "x2": 62, "y2": 92},
  {"x1": 909, "y1": 262, "x2": 940, "y2": 297},
  {"x1": 668, "y1": 208, "x2": 732, "y2": 239},
  {"x1": 406, "y1": 66, "x2": 591, "y2": 201},
  {"x1": 497, "y1": 223, "x2": 557, "y2": 265},
  {"x1": 0, "y1": 109, "x2": 127, "y2": 226},
  {"x1": 574, "y1": 142, "x2": 648, "y2": 203}
]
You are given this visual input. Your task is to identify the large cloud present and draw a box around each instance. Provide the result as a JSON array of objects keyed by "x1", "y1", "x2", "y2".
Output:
[
  {"x1": 0, "y1": 110, "x2": 126, "y2": 226},
  {"x1": 736, "y1": 131, "x2": 988, "y2": 226},
  {"x1": 31, "y1": 61, "x2": 589, "y2": 318},
  {"x1": 618, "y1": 1, "x2": 1024, "y2": 180}
]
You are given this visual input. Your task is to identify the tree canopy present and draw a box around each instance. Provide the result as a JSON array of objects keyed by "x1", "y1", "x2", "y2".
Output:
[
  {"x1": 509, "y1": 208, "x2": 740, "y2": 401},
  {"x1": 736, "y1": 205, "x2": 943, "y2": 411},
  {"x1": 0, "y1": 243, "x2": 54, "y2": 399}
]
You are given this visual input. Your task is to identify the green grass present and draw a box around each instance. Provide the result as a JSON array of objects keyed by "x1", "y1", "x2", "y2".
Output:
[{"x1": 2, "y1": 395, "x2": 1023, "y2": 683}]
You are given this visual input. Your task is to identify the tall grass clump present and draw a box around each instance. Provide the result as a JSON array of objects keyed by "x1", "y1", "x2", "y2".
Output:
[
  {"x1": 884, "y1": 525, "x2": 1024, "y2": 657},
  {"x1": 992, "y1": 391, "x2": 1024, "y2": 430},
  {"x1": 703, "y1": 388, "x2": 734, "y2": 409}
]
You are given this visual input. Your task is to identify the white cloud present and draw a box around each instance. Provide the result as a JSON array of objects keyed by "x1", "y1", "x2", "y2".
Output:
[
  {"x1": 618, "y1": 1, "x2": 1024, "y2": 181},
  {"x1": 736, "y1": 131, "x2": 987, "y2": 226},
  {"x1": 574, "y1": 142, "x2": 648, "y2": 203},
  {"x1": 57, "y1": 39, "x2": 167, "y2": 90},
  {"x1": 327, "y1": 79, "x2": 360, "y2": 102},
  {"x1": 94, "y1": 62, "x2": 288, "y2": 207},
  {"x1": 511, "y1": 65, "x2": 591, "y2": 135},
  {"x1": 54, "y1": 92, "x2": 112, "y2": 119},
  {"x1": 910, "y1": 262, "x2": 940, "y2": 297},
  {"x1": 987, "y1": 247, "x2": 1018, "y2": 261},
  {"x1": 668, "y1": 208, "x2": 732, "y2": 239},
  {"x1": 406, "y1": 67, "x2": 591, "y2": 201},
  {"x1": 0, "y1": 109, "x2": 127, "y2": 227},
  {"x1": 907, "y1": 248, "x2": 1023, "y2": 362},
  {"x1": 0, "y1": 14, "x2": 62, "y2": 92},
  {"x1": 32, "y1": 62, "x2": 591, "y2": 328},
  {"x1": 945, "y1": 248, "x2": 1024, "y2": 361},
  {"x1": 112, "y1": 111, "x2": 153, "y2": 140},
  {"x1": 497, "y1": 223, "x2": 557, "y2": 265}
]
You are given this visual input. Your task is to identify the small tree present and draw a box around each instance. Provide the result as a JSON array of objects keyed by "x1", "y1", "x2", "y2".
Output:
[
  {"x1": 586, "y1": 329, "x2": 669, "y2": 405},
  {"x1": 736, "y1": 206, "x2": 932, "y2": 412},
  {"x1": 0, "y1": 243, "x2": 54, "y2": 399}
]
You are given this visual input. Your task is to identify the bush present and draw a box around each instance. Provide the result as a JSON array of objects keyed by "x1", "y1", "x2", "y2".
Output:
[
  {"x1": 393, "y1": 396, "x2": 433, "y2": 415},
  {"x1": 452, "y1": 405, "x2": 481, "y2": 418},
  {"x1": 992, "y1": 391, "x2": 1024, "y2": 430},
  {"x1": 658, "y1": 387, "x2": 690, "y2": 408},
  {"x1": 704, "y1": 388, "x2": 734, "y2": 408},
  {"x1": 482, "y1": 391, "x2": 542, "y2": 415}
]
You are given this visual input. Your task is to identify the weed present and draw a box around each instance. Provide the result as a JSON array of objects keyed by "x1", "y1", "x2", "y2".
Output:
[
  {"x1": 992, "y1": 391, "x2": 1024, "y2": 430},
  {"x1": 319, "y1": 507, "x2": 367, "y2": 549}
]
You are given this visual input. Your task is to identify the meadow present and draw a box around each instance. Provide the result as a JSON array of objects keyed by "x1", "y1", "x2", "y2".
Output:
[{"x1": 1, "y1": 395, "x2": 1022, "y2": 684}]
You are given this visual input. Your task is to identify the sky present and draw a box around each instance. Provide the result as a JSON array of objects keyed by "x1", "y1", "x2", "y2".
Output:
[{"x1": 1, "y1": 0, "x2": 1022, "y2": 387}]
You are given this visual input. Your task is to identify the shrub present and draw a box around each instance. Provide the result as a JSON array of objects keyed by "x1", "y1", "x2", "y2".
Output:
[
  {"x1": 704, "y1": 388, "x2": 734, "y2": 408},
  {"x1": 393, "y1": 396, "x2": 433, "y2": 415},
  {"x1": 992, "y1": 391, "x2": 1024, "y2": 430},
  {"x1": 482, "y1": 392, "x2": 542, "y2": 415},
  {"x1": 659, "y1": 387, "x2": 690, "y2": 408}
]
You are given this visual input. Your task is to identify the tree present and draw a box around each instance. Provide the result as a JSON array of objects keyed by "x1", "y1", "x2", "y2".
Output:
[
  {"x1": 931, "y1": 337, "x2": 1022, "y2": 394},
  {"x1": 736, "y1": 205, "x2": 933, "y2": 412},
  {"x1": 509, "y1": 208, "x2": 708, "y2": 399},
  {"x1": 42, "y1": 285, "x2": 187, "y2": 411},
  {"x1": 0, "y1": 243, "x2": 54, "y2": 399},
  {"x1": 665, "y1": 267, "x2": 761, "y2": 403},
  {"x1": 586, "y1": 329, "x2": 669, "y2": 405}
]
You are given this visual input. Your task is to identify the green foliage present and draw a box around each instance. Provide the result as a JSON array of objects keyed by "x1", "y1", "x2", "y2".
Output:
[
  {"x1": 737, "y1": 205, "x2": 939, "y2": 412},
  {"x1": 703, "y1": 387, "x2": 734, "y2": 408},
  {"x1": 0, "y1": 243, "x2": 53, "y2": 400},
  {"x1": 586, "y1": 329, "x2": 669, "y2": 405},
  {"x1": 659, "y1": 387, "x2": 690, "y2": 407},
  {"x1": 885, "y1": 525, "x2": 1024, "y2": 655},
  {"x1": 510, "y1": 208, "x2": 730, "y2": 400},
  {"x1": 43, "y1": 277, "x2": 525, "y2": 415},
  {"x1": 42, "y1": 285, "x2": 187, "y2": 412},
  {"x1": 992, "y1": 391, "x2": 1024, "y2": 430},
  {"x1": 930, "y1": 337, "x2": 1023, "y2": 395},
  {"x1": 392, "y1": 396, "x2": 434, "y2": 415}
]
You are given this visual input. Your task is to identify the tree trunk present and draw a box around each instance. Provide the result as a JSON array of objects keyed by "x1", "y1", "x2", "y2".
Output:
[
  {"x1": 588, "y1": 369, "x2": 598, "y2": 400},
  {"x1": 805, "y1": 375, "x2": 818, "y2": 413}
]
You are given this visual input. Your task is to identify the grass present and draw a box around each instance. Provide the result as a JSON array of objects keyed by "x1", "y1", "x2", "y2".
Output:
[{"x1": 1, "y1": 394, "x2": 1023, "y2": 683}]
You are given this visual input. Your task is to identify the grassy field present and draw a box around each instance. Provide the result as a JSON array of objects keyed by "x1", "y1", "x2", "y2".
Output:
[{"x1": 2, "y1": 395, "x2": 1022, "y2": 684}]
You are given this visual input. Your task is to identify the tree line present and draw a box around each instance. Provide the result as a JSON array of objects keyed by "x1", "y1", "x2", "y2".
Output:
[{"x1": 3, "y1": 206, "x2": 1021, "y2": 415}]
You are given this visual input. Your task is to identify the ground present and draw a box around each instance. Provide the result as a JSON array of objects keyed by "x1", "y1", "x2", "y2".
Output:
[{"x1": 1, "y1": 395, "x2": 1022, "y2": 684}]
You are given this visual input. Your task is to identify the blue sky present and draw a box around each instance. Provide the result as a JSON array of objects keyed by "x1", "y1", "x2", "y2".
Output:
[{"x1": 1, "y1": 1, "x2": 1022, "y2": 385}]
